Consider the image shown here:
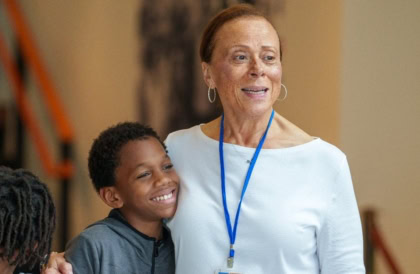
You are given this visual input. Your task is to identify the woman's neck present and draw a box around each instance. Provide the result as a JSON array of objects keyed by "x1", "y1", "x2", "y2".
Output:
[
  {"x1": 201, "y1": 109, "x2": 313, "y2": 149},
  {"x1": 222, "y1": 110, "x2": 274, "y2": 147}
]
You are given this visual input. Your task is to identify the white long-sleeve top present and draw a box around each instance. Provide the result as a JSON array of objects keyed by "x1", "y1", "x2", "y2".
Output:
[{"x1": 166, "y1": 125, "x2": 365, "y2": 274}]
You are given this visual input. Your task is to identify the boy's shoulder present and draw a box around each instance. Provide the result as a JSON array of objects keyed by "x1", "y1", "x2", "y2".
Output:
[
  {"x1": 65, "y1": 214, "x2": 124, "y2": 254},
  {"x1": 66, "y1": 209, "x2": 141, "y2": 248},
  {"x1": 74, "y1": 221, "x2": 115, "y2": 243},
  {"x1": 64, "y1": 210, "x2": 173, "y2": 274},
  {"x1": 65, "y1": 209, "x2": 173, "y2": 254}
]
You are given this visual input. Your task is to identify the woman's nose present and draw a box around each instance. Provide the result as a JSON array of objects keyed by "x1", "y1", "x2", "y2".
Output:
[{"x1": 249, "y1": 58, "x2": 265, "y2": 77}]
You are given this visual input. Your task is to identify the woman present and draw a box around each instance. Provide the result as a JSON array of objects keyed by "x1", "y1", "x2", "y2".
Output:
[
  {"x1": 45, "y1": 4, "x2": 364, "y2": 274},
  {"x1": 165, "y1": 4, "x2": 364, "y2": 273}
]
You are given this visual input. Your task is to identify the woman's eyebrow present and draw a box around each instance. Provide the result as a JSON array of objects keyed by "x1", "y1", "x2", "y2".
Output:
[{"x1": 230, "y1": 44, "x2": 250, "y2": 49}]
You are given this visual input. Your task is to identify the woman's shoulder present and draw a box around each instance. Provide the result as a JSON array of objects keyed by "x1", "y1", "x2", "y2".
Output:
[
  {"x1": 166, "y1": 117, "x2": 221, "y2": 144},
  {"x1": 312, "y1": 138, "x2": 346, "y2": 161},
  {"x1": 273, "y1": 114, "x2": 346, "y2": 159},
  {"x1": 165, "y1": 124, "x2": 209, "y2": 154},
  {"x1": 266, "y1": 114, "x2": 312, "y2": 148},
  {"x1": 166, "y1": 124, "x2": 201, "y2": 141}
]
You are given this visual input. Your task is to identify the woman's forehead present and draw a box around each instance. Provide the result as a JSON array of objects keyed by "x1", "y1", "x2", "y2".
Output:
[{"x1": 213, "y1": 17, "x2": 280, "y2": 51}]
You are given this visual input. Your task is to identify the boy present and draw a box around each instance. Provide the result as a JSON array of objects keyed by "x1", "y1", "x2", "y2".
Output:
[
  {"x1": 64, "y1": 122, "x2": 178, "y2": 274},
  {"x1": 0, "y1": 166, "x2": 56, "y2": 274}
]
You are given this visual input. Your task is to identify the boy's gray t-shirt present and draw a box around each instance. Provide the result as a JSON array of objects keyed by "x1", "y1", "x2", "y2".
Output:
[{"x1": 65, "y1": 209, "x2": 175, "y2": 274}]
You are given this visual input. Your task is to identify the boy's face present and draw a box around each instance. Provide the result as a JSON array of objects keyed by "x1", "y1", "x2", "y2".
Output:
[{"x1": 114, "y1": 138, "x2": 179, "y2": 224}]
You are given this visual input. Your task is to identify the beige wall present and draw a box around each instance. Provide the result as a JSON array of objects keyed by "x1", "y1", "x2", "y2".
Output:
[
  {"x1": 273, "y1": 0, "x2": 341, "y2": 145},
  {"x1": 341, "y1": 0, "x2": 420, "y2": 272}
]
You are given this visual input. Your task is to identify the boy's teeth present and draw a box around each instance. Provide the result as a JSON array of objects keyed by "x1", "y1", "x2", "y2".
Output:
[{"x1": 153, "y1": 191, "x2": 173, "y2": 202}]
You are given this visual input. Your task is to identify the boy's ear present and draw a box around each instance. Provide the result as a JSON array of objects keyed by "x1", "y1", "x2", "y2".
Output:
[{"x1": 99, "y1": 187, "x2": 123, "y2": 209}]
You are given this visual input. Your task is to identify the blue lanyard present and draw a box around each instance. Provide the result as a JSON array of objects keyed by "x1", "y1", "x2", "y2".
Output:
[{"x1": 219, "y1": 109, "x2": 275, "y2": 268}]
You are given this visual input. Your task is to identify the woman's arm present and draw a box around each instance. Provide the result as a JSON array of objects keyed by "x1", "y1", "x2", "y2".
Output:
[
  {"x1": 42, "y1": 252, "x2": 73, "y2": 274},
  {"x1": 317, "y1": 157, "x2": 365, "y2": 273}
]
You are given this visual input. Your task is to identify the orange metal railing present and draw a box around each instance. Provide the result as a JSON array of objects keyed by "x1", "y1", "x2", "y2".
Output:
[
  {"x1": 0, "y1": 0, "x2": 74, "y2": 250},
  {"x1": 3, "y1": 0, "x2": 73, "y2": 144},
  {"x1": 0, "y1": 34, "x2": 73, "y2": 178}
]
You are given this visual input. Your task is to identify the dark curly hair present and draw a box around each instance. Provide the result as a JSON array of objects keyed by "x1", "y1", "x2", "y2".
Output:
[
  {"x1": 88, "y1": 122, "x2": 165, "y2": 192},
  {"x1": 0, "y1": 166, "x2": 56, "y2": 270}
]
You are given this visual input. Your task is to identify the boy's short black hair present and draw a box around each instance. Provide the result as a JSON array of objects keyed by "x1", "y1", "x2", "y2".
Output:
[
  {"x1": 88, "y1": 122, "x2": 165, "y2": 192},
  {"x1": 0, "y1": 166, "x2": 56, "y2": 269}
]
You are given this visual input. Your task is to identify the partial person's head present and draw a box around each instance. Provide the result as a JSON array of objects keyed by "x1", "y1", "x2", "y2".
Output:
[
  {"x1": 0, "y1": 166, "x2": 56, "y2": 273},
  {"x1": 200, "y1": 4, "x2": 283, "y2": 117},
  {"x1": 88, "y1": 122, "x2": 179, "y2": 222}
]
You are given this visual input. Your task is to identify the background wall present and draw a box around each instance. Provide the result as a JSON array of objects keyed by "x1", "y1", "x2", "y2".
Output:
[
  {"x1": 341, "y1": 0, "x2": 420, "y2": 272},
  {"x1": 1, "y1": 0, "x2": 418, "y2": 272},
  {"x1": 274, "y1": 0, "x2": 341, "y2": 145},
  {"x1": 13, "y1": 0, "x2": 141, "y2": 245}
]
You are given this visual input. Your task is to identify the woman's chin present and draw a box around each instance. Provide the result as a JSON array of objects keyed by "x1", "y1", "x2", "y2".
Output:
[{"x1": 237, "y1": 103, "x2": 274, "y2": 118}]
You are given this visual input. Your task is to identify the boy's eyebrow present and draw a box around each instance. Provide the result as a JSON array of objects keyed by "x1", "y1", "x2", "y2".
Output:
[
  {"x1": 133, "y1": 154, "x2": 171, "y2": 168},
  {"x1": 134, "y1": 163, "x2": 146, "y2": 168}
]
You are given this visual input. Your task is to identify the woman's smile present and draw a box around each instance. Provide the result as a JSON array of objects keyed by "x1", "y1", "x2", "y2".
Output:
[{"x1": 241, "y1": 86, "x2": 269, "y2": 98}]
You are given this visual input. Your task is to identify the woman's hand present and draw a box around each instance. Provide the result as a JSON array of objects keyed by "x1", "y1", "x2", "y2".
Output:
[{"x1": 42, "y1": 252, "x2": 73, "y2": 274}]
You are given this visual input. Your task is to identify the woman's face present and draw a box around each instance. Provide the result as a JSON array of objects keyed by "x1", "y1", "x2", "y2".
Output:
[{"x1": 203, "y1": 17, "x2": 282, "y2": 118}]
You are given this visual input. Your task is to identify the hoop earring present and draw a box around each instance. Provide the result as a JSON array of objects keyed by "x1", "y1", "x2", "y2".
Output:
[
  {"x1": 208, "y1": 87, "x2": 217, "y2": 103},
  {"x1": 277, "y1": 84, "x2": 288, "y2": 101}
]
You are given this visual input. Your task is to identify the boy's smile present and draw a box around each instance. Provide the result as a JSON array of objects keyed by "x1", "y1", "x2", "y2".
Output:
[
  {"x1": 113, "y1": 138, "x2": 179, "y2": 236},
  {"x1": 151, "y1": 188, "x2": 176, "y2": 203}
]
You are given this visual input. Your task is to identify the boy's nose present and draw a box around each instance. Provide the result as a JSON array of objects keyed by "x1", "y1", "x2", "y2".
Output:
[{"x1": 155, "y1": 172, "x2": 172, "y2": 186}]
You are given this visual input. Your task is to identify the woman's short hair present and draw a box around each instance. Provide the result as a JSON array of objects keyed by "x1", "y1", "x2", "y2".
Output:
[
  {"x1": 0, "y1": 166, "x2": 56, "y2": 269},
  {"x1": 199, "y1": 3, "x2": 282, "y2": 63}
]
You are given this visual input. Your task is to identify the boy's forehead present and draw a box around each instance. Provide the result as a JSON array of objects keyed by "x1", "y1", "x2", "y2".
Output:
[
  {"x1": 119, "y1": 137, "x2": 161, "y2": 152},
  {"x1": 118, "y1": 138, "x2": 166, "y2": 162}
]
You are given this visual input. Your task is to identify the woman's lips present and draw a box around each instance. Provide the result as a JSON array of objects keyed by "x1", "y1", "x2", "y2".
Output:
[{"x1": 241, "y1": 86, "x2": 269, "y2": 97}]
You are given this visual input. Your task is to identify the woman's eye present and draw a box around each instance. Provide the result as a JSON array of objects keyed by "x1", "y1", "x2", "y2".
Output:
[
  {"x1": 234, "y1": 54, "x2": 247, "y2": 61},
  {"x1": 264, "y1": 55, "x2": 275, "y2": 61}
]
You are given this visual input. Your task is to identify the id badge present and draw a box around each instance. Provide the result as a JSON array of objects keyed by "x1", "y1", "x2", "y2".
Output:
[{"x1": 214, "y1": 269, "x2": 243, "y2": 274}]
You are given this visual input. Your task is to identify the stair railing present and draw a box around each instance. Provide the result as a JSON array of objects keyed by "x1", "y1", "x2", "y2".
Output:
[
  {"x1": 0, "y1": 0, "x2": 74, "y2": 250},
  {"x1": 364, "y1": 208, "x2": 402, "y2": 274}
]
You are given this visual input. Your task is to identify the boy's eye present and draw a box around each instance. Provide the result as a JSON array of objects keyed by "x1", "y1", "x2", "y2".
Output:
[
  {"x1": 163, "y1": 163, "x2": 173, "y2": 170},
  {"x1": 137, "y1": 172, "x2": 151, "y2": 179}
]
